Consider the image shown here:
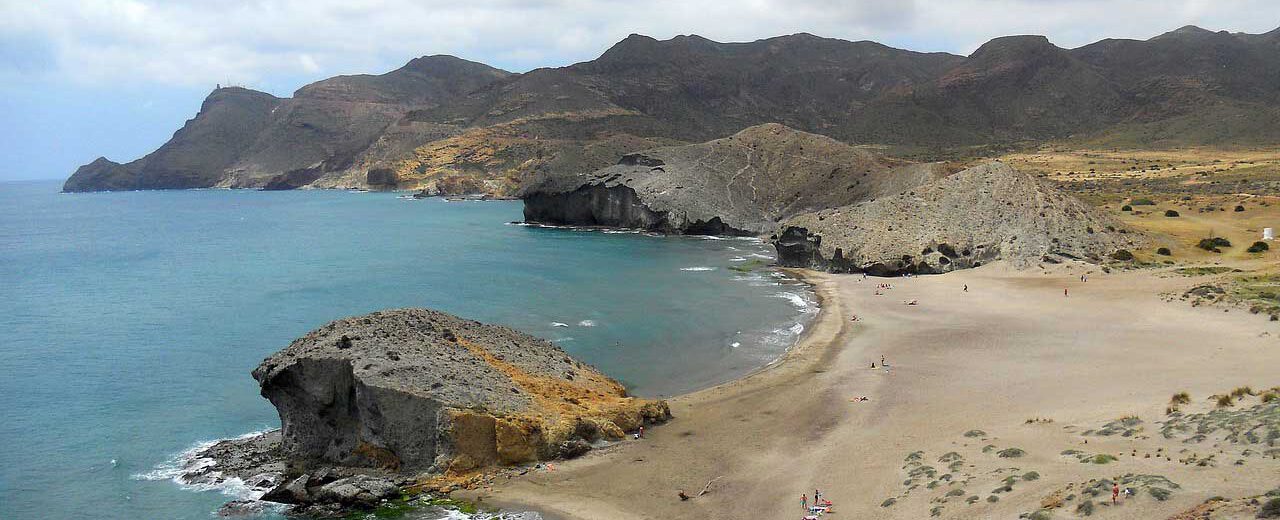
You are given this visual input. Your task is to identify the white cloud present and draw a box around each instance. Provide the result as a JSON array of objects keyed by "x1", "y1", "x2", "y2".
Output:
[{"x1": 1, "y1": 0, "x2": 1276, "y2": 89}]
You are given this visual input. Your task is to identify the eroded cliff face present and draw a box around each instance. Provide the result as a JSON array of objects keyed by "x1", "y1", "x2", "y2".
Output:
[
  {"x1": 775, "y1": 162, "x2": 1146, "y2": 275},
  {"x1": 520, "y1": 123, "x2": 948, "y2": 235},
  {"x1": 251, "y1": 308, "x2": 670, "y2": 476}
]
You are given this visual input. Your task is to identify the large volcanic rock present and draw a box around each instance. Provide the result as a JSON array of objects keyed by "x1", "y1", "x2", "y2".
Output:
[
  {"x1": 520, "y1": 123, "x2": 948, "y2": 235},
  {"x1": 251, "y1": 308, "x2": 669, "y2": 475},
  {"x1": 775, "y1": 162, "x2": 1146, "y2": 275}
]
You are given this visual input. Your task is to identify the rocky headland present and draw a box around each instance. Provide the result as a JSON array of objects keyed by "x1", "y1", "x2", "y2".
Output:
[
  {"x1": 774, "y1": 161, "x2": 1145, "y2": 275},
  {"x1": 520, "y1": 123, "x2": 948, "y2": 235},
  {"x1": 188, "y1": 308, "x2": 669, "y2": 517}
]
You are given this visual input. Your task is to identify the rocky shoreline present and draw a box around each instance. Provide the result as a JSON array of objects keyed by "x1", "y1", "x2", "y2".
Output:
[{"x1": 185, "y1": 308, "x2": 670, "y2": 518}]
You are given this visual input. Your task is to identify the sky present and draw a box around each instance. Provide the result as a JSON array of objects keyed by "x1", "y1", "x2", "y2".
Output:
[{"x1": 1, "y1": 0, "x2": 1277, "y2": 182}]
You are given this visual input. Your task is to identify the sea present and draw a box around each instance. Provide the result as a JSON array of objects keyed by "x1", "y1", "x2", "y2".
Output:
[{"x1": 0, "y1": 180, "x2": 817, "y2": 519}]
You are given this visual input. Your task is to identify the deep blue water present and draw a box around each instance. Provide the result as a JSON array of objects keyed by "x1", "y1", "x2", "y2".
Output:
[{"x1": 0, "y1": 180, "x2": 814, "y2": 519}]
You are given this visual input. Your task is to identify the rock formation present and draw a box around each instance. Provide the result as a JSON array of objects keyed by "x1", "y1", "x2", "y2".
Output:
[
  {"x1": 251, "y1": 308, "x2": 669, "y2": 477},
  {"x1": 775, "y1": 162, "x2": 1146, "y2": 274},
  {"x1": 65, "y1": 26, "x2": 1280, "y2": 193},
  {"x1": 521, "y1": 123, "x2": 949, "y2": 235}
]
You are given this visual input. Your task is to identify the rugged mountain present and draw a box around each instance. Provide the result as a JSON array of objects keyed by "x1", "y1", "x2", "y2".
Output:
[
  {"x1": 775, "y1": 162, "x2": 1146, "y2": 275},
  {"x1": 65, "y1": 25, "x2": 1280, "y2": 193},
  {"x1": 252, "y1": 308, "x2": 669, "y2": 475},
  {"x1": 521, "y1": 123, "x2": 949, "y2": 235}
]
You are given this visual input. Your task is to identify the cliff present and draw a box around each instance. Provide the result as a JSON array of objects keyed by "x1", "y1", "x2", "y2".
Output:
[
  {"x1": 251, "y1": 308, "x2": 669, "y2": 476},
  {"x1": 774, "y1": 162, "x2": 1146, "y2": 275},
  {"x1": 520, "y1": 123, "x2": 949, "y2": 235}
]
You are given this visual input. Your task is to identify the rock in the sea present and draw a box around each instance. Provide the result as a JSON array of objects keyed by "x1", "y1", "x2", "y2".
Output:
[
  {"x1": 252, "y1": 308, "x2": 670, "y2": 476},
  {"x1": 520, "y1": 123, "x2": 948, "y2": 235},
  {"x1": 261, "y1": 474, "x2": 312, "y2": 504},
  {"x1": 775, "y1": 161, "x2": 1146, "y2": 274}
]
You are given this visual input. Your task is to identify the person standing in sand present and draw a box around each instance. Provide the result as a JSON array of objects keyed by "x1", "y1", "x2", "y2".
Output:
[
  {"x1": 1112, "y1": 483, "x2": 1119, "y2": 504},
  {"x1": 1064, "y1": 287, "x2": 1069, "y2": 297},
  {"x1": 801, "y1": 494, "x2": 807, "y2": 511}
]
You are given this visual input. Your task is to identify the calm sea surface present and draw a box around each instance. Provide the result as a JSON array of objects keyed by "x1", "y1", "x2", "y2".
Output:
[{"x1": 0, "y1": 180, "x2": 814, "y2": 519}]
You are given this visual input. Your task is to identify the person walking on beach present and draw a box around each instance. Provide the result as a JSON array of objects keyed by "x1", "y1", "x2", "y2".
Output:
[
  {"x1": 814, "y1": 489, "x2": 821, "y2": 505},
  {"x1": 963, "y1": 284, "x2": 968, "y2": 292},
  {"x1": 801, "y1": 494, "x2": 807, "y2": 511},
  {"x1": 1064, "y1": 287, "x2": 1069, "y2": 297},
  {"x1": 1112, "y1": 483, "x2": 1119, "y2": 504}
]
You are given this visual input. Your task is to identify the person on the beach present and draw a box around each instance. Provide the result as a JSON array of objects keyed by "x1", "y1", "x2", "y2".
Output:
[
  {"x1": 881, "y1": 355, "x2": 885, "y2": 366},
  {"x1": 639, "y1": 425, "x2": 644, "y2": 438},
  {"x1": 1112, "y1": 483, "x2": 1119, "y2": 504},
  {"x1": 679, "y1": 489, "x2": 690, "y2": 501},
  {"x1": 801, "y1": 494, "x2": 807, "y2": 510},
  {"x1": 963, "y1": 284, "x2": 968, "y2": 292},
  {"x1": 814, "y1": 489, "x2": 821, "y2": 505},
  {"x1": 1064, "y1": 287, "x2": 1069, "y2": 297}
]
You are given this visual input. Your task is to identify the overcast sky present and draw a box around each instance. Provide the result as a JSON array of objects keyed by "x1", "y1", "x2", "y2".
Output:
[{"x1": 1, "y1": 0, "x2": 1277, "y2": 182}]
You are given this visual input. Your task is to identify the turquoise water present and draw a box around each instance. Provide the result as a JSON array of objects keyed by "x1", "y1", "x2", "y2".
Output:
[{"x1": 0, "y1": 180, "x2": 814, "y2": 519}]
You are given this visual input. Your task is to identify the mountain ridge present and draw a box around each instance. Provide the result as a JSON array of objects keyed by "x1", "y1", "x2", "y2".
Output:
[{"x1": 64, "y1": 25, "x2": 1280, "y2": 193}]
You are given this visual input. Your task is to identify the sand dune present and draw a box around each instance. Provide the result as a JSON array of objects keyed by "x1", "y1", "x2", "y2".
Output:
[{"x1": 470, "y1": 263, "x2": 1280, "y2": 519}]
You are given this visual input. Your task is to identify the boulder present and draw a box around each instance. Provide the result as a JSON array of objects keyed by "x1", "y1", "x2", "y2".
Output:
[{"x1": 312, "y1": 475, "x2": 399, "y2": 506}]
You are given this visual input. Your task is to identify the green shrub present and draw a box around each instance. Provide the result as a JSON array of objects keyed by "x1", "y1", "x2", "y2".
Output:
[
  {"x1": 1110, "y1": 250, "x2": 1134, "y2": 261},
  {"x1": 1235, "y1": 205, "x2": 1245, "y2": 212},
  {"x1": 881, "y1": 498, "x2": 896, "y2": 507},
  {"x1": 1087, "y1": 454, "x2": 1118, "y2": 464},
  {"x1": 1157, "y1": 247, "x2": 1172, "y2": 256},
  {"x1": 1259, "y1": 497, "x2": 1280, "y2": 518},
  {"x1": 1022, "y1": 471, "x2": 1040, "y2": 481},
  {"x1": 1029, "y1": 509, "x2": 1053, "y2": 520},
  {"x1": 997, "y1": 447, "x2": 1026, "y2": 458},
  {"x1": 1077, "y1": 500, "x2": 1095, "y2": 516},
  {"x1": 1164, "y1": 209, "x2": 1180, "y2": 217},
  {"x1": 1149, "y1": 487, "x2": 1172, "y2": 501},
  {"x1": 1121, "y1": 205, "x2": 1133, "y2": 212},
  {"x1": 1231, "y1": 386, "x2": 1255, "y2": 398},
  {"x1": 1197, "y1": 237, "x2": 1232, "y2": 252},
  {"x1": 1216, "y1": 394, "x2": 1235, "y2": 408},
  {"x1": 987, "y1": 495, "x2": 999, "y2": 503},
  {"x1": 1248, "y1": 241, "x2": 1270, "y2": 253}
]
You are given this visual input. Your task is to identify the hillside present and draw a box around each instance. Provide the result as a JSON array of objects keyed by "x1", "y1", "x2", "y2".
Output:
[
  {"x1": 521, "y1": 123, "x2": 950, "y2": 235},
  {"x1": 64, "y1": 25, "x2": 1280, "y2": 193},
  {"x1": 775, "y1": 162, "x2": 1146, "y2": 274}
]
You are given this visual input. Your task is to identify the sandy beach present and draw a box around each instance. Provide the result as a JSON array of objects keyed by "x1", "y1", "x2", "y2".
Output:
[{"x1": 468, "y1": 262, "x2": 1280, "y2": 519}]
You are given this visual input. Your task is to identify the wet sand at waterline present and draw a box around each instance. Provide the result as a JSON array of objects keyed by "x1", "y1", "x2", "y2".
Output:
[{"x1": 468, "y1": 263, "x2": 1280, "y2": 519}]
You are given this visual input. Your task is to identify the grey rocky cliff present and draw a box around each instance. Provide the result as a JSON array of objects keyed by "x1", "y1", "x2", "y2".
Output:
[
  {"x1": 251, "y1": 308, "x2": 669, "y2": 475},
  {"x1": 775, "y1": 162, "x2": 1146, "y2": 275},
  {"x1": 520, "y1": 123, "x2": 948, "y2": 235}
]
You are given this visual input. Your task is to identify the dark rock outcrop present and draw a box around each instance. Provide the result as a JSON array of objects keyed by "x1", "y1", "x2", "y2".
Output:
[
  {"x1": 251, "y1": 308, "x2": 670, "y2": 475},
  {"x1": 775, "y1": 162, "x2": 1147, "y2": 274},
  {"x1": 521, "y1": 123, "x2": 948, "y2": 235}
]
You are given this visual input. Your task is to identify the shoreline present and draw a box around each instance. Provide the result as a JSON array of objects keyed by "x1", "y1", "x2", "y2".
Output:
[
  {"x1": 467, "y1": 267, "x2": 851, "y2": 518},
  {"x1": 467, "y1": 262, "x2": 1280, "y2": 520}
]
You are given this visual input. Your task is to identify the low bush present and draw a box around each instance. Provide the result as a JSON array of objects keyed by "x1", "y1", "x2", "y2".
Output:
[
  {"x1": 1171, "y1": 391, "x2": 1191, "y2": 405},
  {"x1": 1121, "y1": 205, "x2": 1133, "y2": 212},
  {"x1": 1216, "y1": 394, "x2": 1235, "y2": 408},
  {"x1": 1110, "y1": 250, "x2": 1134, "y2": 261},
  {"x1": 1259, "y1": 497, "x2": 1280, "y2": 518},
  {"x1": 1197, "y1": 237, "x2": 1232, "y2": 252},
  {"x1": 1248, "y1": 241, "x2": 1270, "y2": 253},
  {"x1": 1157, "y1": 247, "x2": 1172, "y2": 256},
  {"x1": 1235, "y1": 205, "x2": 1245, "y2": 212},
  {"x1": 997, "y1": 447, "x2": 1026, "y2": 458},
  {"x1": 1165, "y1": 209, "x2": 1180, "y2": 217}
]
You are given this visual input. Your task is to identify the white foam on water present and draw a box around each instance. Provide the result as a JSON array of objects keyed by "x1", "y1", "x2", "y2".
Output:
[
  {"x1": 680, "y1": 266, "x2": 716, "y2": 271},
  {"x1": 552, "y1": 337, "x2": 574, "y2": 343},
  {"x1": 748, "y1": 252, "x2": 774, "y2": 259},
  {"x1": 134, "y1": 429, "x2": 280, "y2": 503},
  {"x1": 730, "y1": 342, "x2": 741, "y2": 348},
  {"x1": 774, "y1": 291, "x2": 818, "y2": 314},
  {"x1": 577, "y1": 320, "x2": 596, "y2": 327},
  {"x1": 729, "y1": 256, "x2": 748, "y2": 262},
  {"x1": 551, "y1": 322, "x2": 569, "y2": 327}
]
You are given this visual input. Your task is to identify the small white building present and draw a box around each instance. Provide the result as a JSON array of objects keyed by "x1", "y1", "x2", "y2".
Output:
[{"x1": 1264, "y1": 227, "x2": 1275, "y2": 241}]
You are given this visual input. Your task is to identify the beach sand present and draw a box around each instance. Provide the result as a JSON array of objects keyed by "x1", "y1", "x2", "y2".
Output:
[{"x1": 467, "y1": 263, "x2": 1280, "y2": 519}]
